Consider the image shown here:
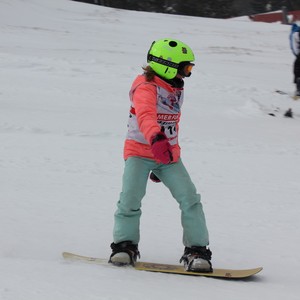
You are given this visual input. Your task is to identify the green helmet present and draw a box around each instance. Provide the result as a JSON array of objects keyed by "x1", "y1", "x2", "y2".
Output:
[{"x1": 147, "y1": 38, "x2": 195, "y2": 80}]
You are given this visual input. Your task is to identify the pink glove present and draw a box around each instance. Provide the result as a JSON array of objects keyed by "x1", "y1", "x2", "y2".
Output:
[
  {"x1": 149, "y1": 172, "x2": 161, "y2": 183},
  {"x1": 150, "y1": 132, "x2": 173, "y2": 164}
]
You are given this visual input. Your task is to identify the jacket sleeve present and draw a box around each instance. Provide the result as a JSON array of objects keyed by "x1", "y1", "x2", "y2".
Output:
[
  {"x1": 290, "y1": 31, "x2": 300, "y2": 56},
  {"x1": 132, "y1": 82, "x2": 161, "y2": 144}
]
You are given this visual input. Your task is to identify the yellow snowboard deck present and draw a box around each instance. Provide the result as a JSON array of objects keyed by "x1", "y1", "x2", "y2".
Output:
[{"x1": 62, "y1": 252, "x2": 263, "y2": 279}]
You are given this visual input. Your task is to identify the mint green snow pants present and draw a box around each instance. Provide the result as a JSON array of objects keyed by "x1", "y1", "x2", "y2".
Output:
[{"x1": 113, "y1": 157, "x2": 209, "y2": 247}]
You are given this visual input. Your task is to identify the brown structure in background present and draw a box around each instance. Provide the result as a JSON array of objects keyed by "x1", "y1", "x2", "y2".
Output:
[{"x1": 250, "y1": 9, "x2": 300, "y2": 24}]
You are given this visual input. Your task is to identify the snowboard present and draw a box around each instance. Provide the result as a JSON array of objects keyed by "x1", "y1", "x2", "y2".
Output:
[
  {"x1": 62, "y1": 252, "x2": 263, "y2": 279},
  {"x1": 275, "y1": 89, "x2": 300, "y2": 100}
]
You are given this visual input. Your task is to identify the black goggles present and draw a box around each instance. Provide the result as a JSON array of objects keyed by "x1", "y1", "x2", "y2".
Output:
[{"x1": 178, "y1": 62, "x2": 195, "y2": 77}]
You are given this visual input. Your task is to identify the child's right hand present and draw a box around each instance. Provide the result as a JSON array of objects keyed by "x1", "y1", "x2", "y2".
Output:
[{"x1": 150, "y1": 132, "x2": 173, "y2": 164}]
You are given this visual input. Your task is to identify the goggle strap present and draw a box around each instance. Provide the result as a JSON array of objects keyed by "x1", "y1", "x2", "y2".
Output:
[{"x1": 148, "y1": 54, "x2": 179, "y2": 69}]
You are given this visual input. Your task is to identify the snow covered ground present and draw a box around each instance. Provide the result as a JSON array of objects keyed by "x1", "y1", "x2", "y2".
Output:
[{"x1": 1, "y1": 0, "x2": 300, "y2": 299}]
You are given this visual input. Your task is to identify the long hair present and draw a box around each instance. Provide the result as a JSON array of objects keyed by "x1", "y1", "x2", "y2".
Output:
[{"x1": 142, "y1": 65, "x2": 156, "y2": 81}]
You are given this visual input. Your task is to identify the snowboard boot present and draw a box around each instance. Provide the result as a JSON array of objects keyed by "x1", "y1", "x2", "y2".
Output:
[
  {"x1": 180, "y1": 246, "x2": 212, "y2": 272},
  {"x1": 109, "y1": 241, "x2": 140, "y2": 266}
]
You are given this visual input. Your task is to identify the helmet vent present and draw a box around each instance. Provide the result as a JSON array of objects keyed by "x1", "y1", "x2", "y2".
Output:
[{"x1": 169, "y1": 41, "x2": 177, "y2": 47}]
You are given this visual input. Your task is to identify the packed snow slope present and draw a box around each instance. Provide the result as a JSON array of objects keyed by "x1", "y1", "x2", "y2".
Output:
[{"x1": 1, "y1": 0, "x2": 300, "y2": 299}]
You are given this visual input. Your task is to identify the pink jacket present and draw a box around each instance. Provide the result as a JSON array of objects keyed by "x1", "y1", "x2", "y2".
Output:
[{"x1": 123, "y1": 74, "x2": 183, "y2": 163}]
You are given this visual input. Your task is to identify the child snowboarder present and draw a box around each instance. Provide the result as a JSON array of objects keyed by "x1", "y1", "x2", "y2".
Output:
[{"x1": 109, "y1": 38, "x2": 212, "y2": 272}]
